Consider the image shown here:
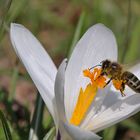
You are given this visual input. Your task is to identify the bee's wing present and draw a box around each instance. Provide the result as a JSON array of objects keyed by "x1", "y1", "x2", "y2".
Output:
[{"x1": 122, "y1": 60, "x2": 140, "y2": 71}]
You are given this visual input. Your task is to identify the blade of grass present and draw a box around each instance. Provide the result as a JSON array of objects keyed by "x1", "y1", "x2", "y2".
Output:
[
  {"x1": 8, "y1": 66, "x2": 19, "y2": 102},
  {"x1": 0, "y1": 110, "x2": 12, "y2": 140},
  {"x1": 103, "y1": 125, "x2": 117, "y2": 140},
  {"x1": 5, "y1": 0, "x2": 28, "y2": 23},
  {"x1": 50, "y1": 11, "x2": 86, "y2": 58},
  {"x1": 29, "y1": 93, "x2": 44, "y2": 140},
  {"x1": 68, "y1": 11, "x2": 86, "y2": 58},
  {"x1": 0, "y1": 0, "x2": 28, "y2": 41},
  {"x1": 0, "y1": 0, "x2": 12, "y2": 41},
  {"x1": 120, "y1": 0, "x2": 132, "y2": 63},
  {"x1": 43, "y1": 127, "x2": 55, "y2": 140},
  {"x1": 123, "y1": 19, "x2": 140, "y2": 63},
  {"x1": 43, "y1": 110, "x2": 53, "y2": 132},
  {"x1": 120, "y1": 119, "x2": 140, "y2": 131}
]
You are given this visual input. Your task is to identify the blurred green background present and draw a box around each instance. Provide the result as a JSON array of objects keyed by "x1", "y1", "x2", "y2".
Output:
[{"x1": 0, "y1": 0, "x2": 140, "y2": 140}]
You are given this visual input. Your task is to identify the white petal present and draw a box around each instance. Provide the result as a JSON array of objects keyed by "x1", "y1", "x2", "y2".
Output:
[
  {"x1": 55, "y1": 59, "x2": 67, "y2": 122},
  {"x1": 85, "y1": 93, "x2": 140, "y2": 132},
  {"x1": 10, "y1": 23, "x2": 57, "y2": 118},
  {"x1": 61, "y1": 122, "x2": 101, "y2": 140},
  {"x1": 65, "y1": 23, "x2": 118, "y2": 120}
]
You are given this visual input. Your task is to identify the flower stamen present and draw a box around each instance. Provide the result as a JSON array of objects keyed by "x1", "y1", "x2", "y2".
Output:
[
  {"x1": 83, "y1": 68, "x2": 106, "y2": 88},
  {"x1": 70, "y1": 68, "x2": 107, "y2": 126}
]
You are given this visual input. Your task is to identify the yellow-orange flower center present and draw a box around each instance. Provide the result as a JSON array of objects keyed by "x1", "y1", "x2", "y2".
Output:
[{"x1": 70, "y1": 68, "x2": 106, "y2": 126}]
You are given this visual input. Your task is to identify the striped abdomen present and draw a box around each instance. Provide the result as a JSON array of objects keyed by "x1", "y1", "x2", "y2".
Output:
[{"x1": 122, "y1": 71, "x2": 140, "y2": 93}]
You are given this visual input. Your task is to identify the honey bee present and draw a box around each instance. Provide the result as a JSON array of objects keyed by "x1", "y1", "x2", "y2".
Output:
[{"x1": 92, "y1": 59, "x2": 140, "y2": 96}]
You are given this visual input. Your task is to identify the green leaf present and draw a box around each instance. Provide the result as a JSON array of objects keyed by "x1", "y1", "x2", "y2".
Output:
[
  {"x1": 9, "y1": 67, "x2": 19, "y2": 102},
  {"x1": 68, "y1": 11, "x2": 86, "y2": 58},
  {"x1": 43, "y1": 127, "x2": 55, "y2": 140},
  {"x1": 0, "y1": 110, "x2": 12, "y2": 140},
  {"x1": 29, "y1": 94, "x2": 45, "y2": 140},
  {"x1": 0, "y1": 0, "x2": 29, "y2": 41},
  {"x1": 0, "y1": 0, "x2": 12, "y2": 41},
  {"x1": 121, "y1": 119, "x2": 140, "y2": 131},
  {"x1": 103, "y1": 125, "x2": 117, "y2": 140},
  {"x1": 124, "y1": 19, "x2": 140, "y2": 63}
]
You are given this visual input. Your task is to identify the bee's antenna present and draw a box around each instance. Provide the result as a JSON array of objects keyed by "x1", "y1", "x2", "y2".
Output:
[{"x1": 89, "y1": 64, "x2": 102, "y2": 70}]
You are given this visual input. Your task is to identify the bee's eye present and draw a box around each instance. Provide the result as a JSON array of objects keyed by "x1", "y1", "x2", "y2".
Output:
[
  {"x1": 111, "y1": 63, "x2": 117, "y2": 69},
  {"x1": 102, "y1": 60, "x2": 111, "y2": 69},
  {"x1": 112, "y1": 65, "x2": 117, "y2": 69},
  {"x1": 102, "y1": 63, "x2": 108, "y2": 69}
]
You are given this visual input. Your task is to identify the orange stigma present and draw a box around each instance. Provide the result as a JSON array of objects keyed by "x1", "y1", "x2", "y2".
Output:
[
  {"x1": 83, "y1": 68, "x2": 106, "y2": 88},
  {"x1": 70, "y1": 67, "x2": 107, "y2": 126}
]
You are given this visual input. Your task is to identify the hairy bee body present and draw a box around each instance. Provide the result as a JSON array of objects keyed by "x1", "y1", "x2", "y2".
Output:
[{"x1": 100, "y1": 59, "x2": 140, "y2": 96}]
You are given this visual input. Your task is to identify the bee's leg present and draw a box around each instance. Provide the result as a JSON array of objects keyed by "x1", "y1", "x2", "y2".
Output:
[
  {"x1": 103, "y1": 78, "x2": 112, "y2": 88},
  {"x1": 120, "y1": 83, "x2": 126, "y2": 97},
  {"x1": 95, "y1": 72, "x2": 106, "y2": 81},
  {"x1": 100, "y1": 72, "x2": 106, "y2": 76}
]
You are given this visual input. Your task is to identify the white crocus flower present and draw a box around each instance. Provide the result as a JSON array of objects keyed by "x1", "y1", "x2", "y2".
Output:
[{"x1": 10, "y1": 23, "x2": 140, "y2": 140}]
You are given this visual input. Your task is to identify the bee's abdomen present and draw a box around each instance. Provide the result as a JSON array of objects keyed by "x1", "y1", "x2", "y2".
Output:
[{"x1": 122, "y1": 71, "x2": 140, "y2": 93}]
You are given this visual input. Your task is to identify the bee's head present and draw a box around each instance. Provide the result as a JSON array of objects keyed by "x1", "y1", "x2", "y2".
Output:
[{"x1": 101, "y1": 59, "x2": 111, "y2": 70}]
